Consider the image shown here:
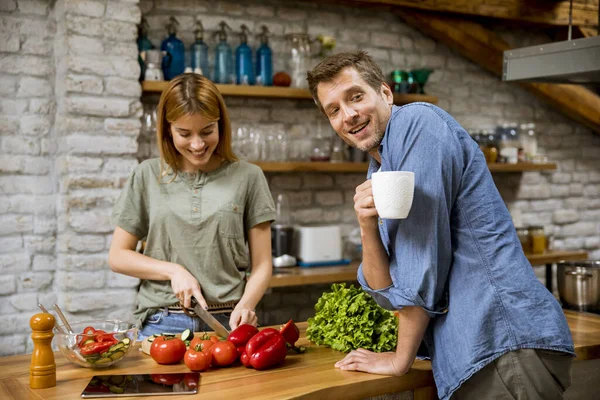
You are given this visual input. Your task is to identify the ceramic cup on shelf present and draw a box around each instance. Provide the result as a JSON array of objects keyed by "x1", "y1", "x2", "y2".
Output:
[{"x1": 371, "y1": 171, "x2": 415, "y2": 219}]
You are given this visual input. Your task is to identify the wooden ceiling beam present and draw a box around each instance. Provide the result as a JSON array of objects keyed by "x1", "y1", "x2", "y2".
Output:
[
  {"x1": 398, "y1": 10, "x2": 600, "y2": 134},
  {"x1": 344, "y1": 0, "x2": 599, "y2": 26}
]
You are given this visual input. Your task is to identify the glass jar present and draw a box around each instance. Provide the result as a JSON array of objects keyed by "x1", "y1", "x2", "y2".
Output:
[
  {"x1": 516, "y1": 227, "x2": 531, "y2": 253},
  {"x1": 529, "y1": 226, "x2": 546, "y2": 255}
]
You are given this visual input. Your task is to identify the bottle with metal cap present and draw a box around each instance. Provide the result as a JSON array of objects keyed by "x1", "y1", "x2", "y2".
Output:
[
  {"x1": 235, "y1": 24, "x2": 254, "y2": 85},
  {"x1": 213, "y1": 21, "x2": 234, "y2": 84},
  {"x1": 190, "y1": 19, "x2": 209, "y2": 76},
  {"x1": 160, "y1": 16, "x2": 185, "y2": 80},
  {"x1": 137, "y1": 17, "x2": 154, "y2": 82},
  {"x1": 256, "y1": 25, "x2": 273, "y2": 86}
]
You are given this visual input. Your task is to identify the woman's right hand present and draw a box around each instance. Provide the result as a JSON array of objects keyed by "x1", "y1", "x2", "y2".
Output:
[{"x1": 169, "y1": 264, "x2": 209, "y2": 310}]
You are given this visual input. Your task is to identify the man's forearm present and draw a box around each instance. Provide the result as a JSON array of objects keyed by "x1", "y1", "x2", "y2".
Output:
[
  {"x1": 361, "y1": 222, "x2": 393, "y2": 289},
  {"x1": 393, "y1": 306, "x2": 430, "y2": 374}
]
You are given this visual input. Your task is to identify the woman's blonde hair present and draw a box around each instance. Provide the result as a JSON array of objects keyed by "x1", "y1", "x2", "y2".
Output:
[{"x1": 156, "y1": 73, "x2": 237, "y2": 178}]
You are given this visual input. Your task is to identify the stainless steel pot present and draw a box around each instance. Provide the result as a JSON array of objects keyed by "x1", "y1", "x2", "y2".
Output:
[{"x1": 557, "y1": 260, "x2": 600, "y2": 312}]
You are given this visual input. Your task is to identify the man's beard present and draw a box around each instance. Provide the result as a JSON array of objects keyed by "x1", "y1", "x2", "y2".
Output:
[{"x1": 355, "y1": 129, "x2": 384, "y2": 152}]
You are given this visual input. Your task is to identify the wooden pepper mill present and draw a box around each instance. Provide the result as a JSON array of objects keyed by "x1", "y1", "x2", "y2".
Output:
[{"x1": 29, "y1": 312, "x2": 56, "y2": 389}]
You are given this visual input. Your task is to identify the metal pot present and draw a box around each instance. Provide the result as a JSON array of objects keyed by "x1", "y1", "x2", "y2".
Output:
[{"x1": 557, "y1": 260, "x2": 600, "y2": 312}]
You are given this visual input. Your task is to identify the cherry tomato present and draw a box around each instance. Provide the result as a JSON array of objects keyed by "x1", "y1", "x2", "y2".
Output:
[
  {"x1": 189, "y1": 337, "x2": 214, "y2": 352},
  {"x1": 211, "y1": 341, "x2": 238, "y2": 367},
  {"x1": 184, "y1": 346, "x2": 212, "y2": 372},
  {"x1": 150, "y1": 336, "x2": 186, "y2": 365}
]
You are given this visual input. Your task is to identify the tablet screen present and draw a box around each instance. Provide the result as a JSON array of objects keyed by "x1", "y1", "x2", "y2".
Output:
[{"x1": 81, "y1": 373, "x2": 199, "y2": 397}]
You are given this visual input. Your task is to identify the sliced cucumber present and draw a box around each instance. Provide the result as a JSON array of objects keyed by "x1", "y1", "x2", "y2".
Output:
[
  {"x1": 121, "y1": 337, "x2": 131, "y2": 346},
  {"x1": 95, "y1": 357, "x2": 113, "y2": 364},
  {"x1": 180, "y1": 329, "x2": 193, "y2": 341},
  {"x1": 147, "y1": 337, "x2": 154, "y2": 343},
  {"x1": 110, "y1": 351, "x2": 125, "y2": 361},
  {"x1": 162, "y1": 333, "x2": 176, "y2": 337}
]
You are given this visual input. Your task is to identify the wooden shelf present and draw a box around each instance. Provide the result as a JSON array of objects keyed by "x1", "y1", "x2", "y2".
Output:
[
  {"x1": 254, "y1": 161, "x2": 368, "y2": 172},
  {"x1": 487, "y1": 162, "x2": 557, "y2": 172},
  {"x1": 267, "y1": 250, "x2": 588, "y2": 288},
  {"x1": 526, "y1": 250, "x2": 588, "y2": 265},
  {"x1": 253, "y1": 161, "x2": 557, "y2": 173},
  {"x1": 141, "y1": 81, "x2": 438, "y2": 105}
]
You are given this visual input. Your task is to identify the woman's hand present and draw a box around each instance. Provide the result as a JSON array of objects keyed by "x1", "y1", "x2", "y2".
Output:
[
  {"x1": 168, "y1": 264, "x2": 208, "y2": 310},
  {"x1": 354, "y1": 180, "x2": 379, "y2": 227},
  {"x1": 335, "y1": 349, "x2": 408, "y2": 376},
  {"x1": 229, "y1": 307, "x2": 258, "y2": 330}
]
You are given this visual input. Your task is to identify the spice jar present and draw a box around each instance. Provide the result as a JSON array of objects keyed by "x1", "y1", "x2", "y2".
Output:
[
  {"x1": 529, "y1": 226, "x2": 546, "y2": 255},
  {"x1": 515, "y1": 227, "x2": 531, "y2": 253}
]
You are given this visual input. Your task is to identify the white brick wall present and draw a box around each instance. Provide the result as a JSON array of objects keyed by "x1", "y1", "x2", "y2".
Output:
[{"x1": 1, "y1": 0, "x2": 599, "y2": 357}]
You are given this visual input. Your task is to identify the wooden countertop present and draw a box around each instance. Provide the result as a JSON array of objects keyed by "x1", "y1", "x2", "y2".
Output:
[
  {"x1": 1, "y1": 311, "x2": 599, "y2": 400},
  {"x1": 269, "y1": 250, "x2": 589, "y2": 288},
  {"x1": 0, "y1": 323, "x2": 435, "y2": 400}
]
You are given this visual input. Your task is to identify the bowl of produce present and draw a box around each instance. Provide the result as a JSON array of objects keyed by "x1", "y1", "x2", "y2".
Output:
[{"x1": 54, "y1": 320, "x2": 138, "y2": 368}]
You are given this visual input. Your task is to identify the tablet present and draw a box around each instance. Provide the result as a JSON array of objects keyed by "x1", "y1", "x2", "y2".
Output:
[{"x1": 81, "y1": 372, "x2": 199, "y2": 398}]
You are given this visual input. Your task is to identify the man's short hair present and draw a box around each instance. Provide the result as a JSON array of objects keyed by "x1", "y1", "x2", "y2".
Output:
[{"x1": 307, "y1": 50, "x2": 386, "y2": 112}]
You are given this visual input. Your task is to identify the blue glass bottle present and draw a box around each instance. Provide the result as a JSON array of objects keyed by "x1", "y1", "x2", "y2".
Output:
[
  {"x1": 160, "y1": 16, "x2": 185, "y2": 80},
  {"x1": 255, "y1": 25, "x2": 272, "y2": 86},
  {"x1": 235, "y1": 24, "x2": 254, "y2": 85},
  {"x1": 213, "y1": 21, "x2": 233, "y2": 84},
  {"x1": 137, "y1": 17, "x2": 155, "y2": 82},
  {"x1": 190, "y1": 19, "x2": 209, "y2": 76}
]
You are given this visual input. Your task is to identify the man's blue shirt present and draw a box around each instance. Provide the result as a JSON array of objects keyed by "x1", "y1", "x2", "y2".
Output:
[{"x1": 358, "y1": 103, "x2": 574, "y2": 400}]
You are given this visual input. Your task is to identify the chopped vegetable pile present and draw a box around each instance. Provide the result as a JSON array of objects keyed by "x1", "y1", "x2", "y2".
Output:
[{"x1": 306, "y1": 283, "x2": 398, "y2": 353}]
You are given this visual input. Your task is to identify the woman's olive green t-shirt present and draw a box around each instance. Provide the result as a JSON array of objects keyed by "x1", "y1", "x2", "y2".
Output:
[{"x1": 111, "y1": 158, "x2": 276, "y2": 326}]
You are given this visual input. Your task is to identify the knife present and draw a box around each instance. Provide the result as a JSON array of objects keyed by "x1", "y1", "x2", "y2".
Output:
[{"x1": 185, "y1": 297, "x2": 230, "y2": 338}]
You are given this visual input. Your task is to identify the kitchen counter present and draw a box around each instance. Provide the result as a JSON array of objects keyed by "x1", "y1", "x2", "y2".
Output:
[{"x1": 1, "y1": 310, "x2": 598, "y2": 400}]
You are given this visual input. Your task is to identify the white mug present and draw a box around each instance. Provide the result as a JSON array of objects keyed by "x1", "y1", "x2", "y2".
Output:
[{"x1": 371, "y1": 171, "x2": 415, "y2": 219}]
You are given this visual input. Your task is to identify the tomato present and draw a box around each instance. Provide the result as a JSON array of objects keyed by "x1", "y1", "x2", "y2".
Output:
[
  {"x1": 189, "y1": 337, "x2": 214, "y2": 352},
  {"x1": 150, "y1": 336, "x2": 187, "y2": 365},
  {"x1": 209, "y1": 336, "x2": 220, "y2": 344},
  {"x1": 184, "y1": 346, "x2": 212, "y2": 372},
  {"x1": 150, "y1": 373, "x2": 184, "y2": 386},
  {"x1": 211, "y1": 340, "x2": 238, "y2": 367}
]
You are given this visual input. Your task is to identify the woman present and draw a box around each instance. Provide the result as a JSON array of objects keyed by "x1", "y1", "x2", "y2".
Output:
[{"x1": 109, "y1": 74, "x2": 276, "y2": 339}]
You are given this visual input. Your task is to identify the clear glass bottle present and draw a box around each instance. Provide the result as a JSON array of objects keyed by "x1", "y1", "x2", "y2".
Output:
[
  {"x1": 285, "y1": 34, "x2": 312, "y2": 89},
  {"x1": 190, "y1": 19, "x2": 209, "y2": 76},
  {"x1": 520, "y1": 123, "x2": 538, "y2": 163},
  {"x1": 213, "y1": 21, "x2": 234, "y2": 84},
  {"x1": 497, "y1": 123, "x2": 519, "y2": 164}
]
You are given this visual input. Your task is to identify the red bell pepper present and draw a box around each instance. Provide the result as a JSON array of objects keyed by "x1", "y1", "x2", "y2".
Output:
[
  {"x1": 227, "y1": 324, "x2": 259, "y2": 347},
  {"x1": 245, "y1": 328, "x2": 287, "y2": 370},
  {"x1": 80, "y1": 340, "x2": 115, "y2": 356},
  {"x1": 279, "y1": 320, "x2": 299, "y2": 345}
]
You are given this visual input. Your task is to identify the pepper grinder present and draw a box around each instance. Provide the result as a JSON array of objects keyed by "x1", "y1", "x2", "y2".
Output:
[{"x1": 29, "y1": 313, "x2": 56, "y2": 389}]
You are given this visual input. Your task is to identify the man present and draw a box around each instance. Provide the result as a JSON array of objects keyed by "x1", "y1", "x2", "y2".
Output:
[{"x1": 307, "y1": 51, "x2": 574, "y2": 400}]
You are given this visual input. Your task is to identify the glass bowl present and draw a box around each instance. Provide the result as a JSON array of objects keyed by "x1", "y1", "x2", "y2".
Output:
[{"x1": 54, "y1": 320, "x2": 138, "y2": 368}]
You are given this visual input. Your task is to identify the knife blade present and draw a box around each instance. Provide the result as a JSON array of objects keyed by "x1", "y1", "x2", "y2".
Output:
[{"x1": 190, "y1": 297, "x2": 230, "y2": 338}]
